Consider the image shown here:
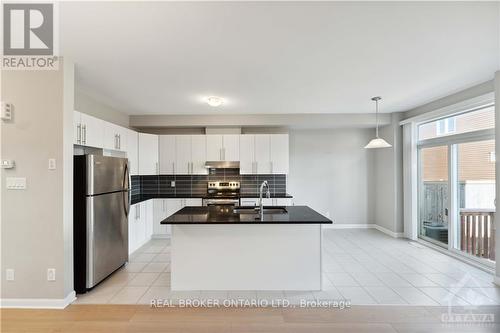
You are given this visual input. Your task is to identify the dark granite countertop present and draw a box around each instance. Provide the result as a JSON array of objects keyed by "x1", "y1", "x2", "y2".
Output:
[
  {"x1": 160, "y1": 205, "x2": 332, "y2": 224},
  {"x1": 240, "y1": 193, "x2": 293, "y2": 199},
  {"x1": 131, "y1": 193, "x2": 293, "y2": 205}
]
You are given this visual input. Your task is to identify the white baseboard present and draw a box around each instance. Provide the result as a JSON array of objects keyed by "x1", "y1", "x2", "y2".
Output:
[
  {"x1": 151, "y1": 234, "x2": 170, "y2": 239},
  {"x1": 325, "y1": 223, "x2": 376, "y2": 229},
  {"x1": 373, "y1": 225, "x2": 405, "y2": 238},
  {"x1": 0, "y1": 290, "x2": 76, "y2": 309},
  {"x1": 325, "y1": 223, "x2": 404, "y2": 238},
  {"x1": 494, "y1": 276, "x2": 500, "y2": 287}
]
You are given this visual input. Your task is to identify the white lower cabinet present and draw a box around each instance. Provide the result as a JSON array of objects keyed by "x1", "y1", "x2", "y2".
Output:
[
  {"x1": 184, "y1": 198, "x2": 202, "y2": 207},
  {"x1": 152, "y1": 198, "x2": 202, "y2": 237},
  {"x1": 129, "y1": 200, "x2": 154, "y2": 255},
  {"x1": 240, "y1": 198, "x2": 293, "y2": 207},
  {"x1": 274, "y1": 198, "x2": 293, "y2": 206}
]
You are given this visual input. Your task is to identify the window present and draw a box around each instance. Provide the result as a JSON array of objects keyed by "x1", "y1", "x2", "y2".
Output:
[
  {"x1": 417, "y1": 104, "x2": 496, "y2": 264},
  {"x1": 418, "y1": 106, "x2": 494, "y2": 141},
  {"x1": 436, "y1": 118, "x2": 456, "y2": 136}
]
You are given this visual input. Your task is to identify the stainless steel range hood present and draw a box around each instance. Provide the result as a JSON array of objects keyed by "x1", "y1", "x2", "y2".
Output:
[{"x1": 204, "y1": 161, "x2": 240, "y2": 169}]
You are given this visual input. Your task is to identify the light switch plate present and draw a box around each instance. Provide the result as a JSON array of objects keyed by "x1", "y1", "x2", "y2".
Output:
[
  {"x1": 6, "y1": 177, "x2": 26, "y2": 190},
  {"x1": 48, "y1": 158, "x2": 56, "y2": 170},
  {"x1": 47, "y1": 268, "x2": 56, "y2": 281},
  {"x1": 170, "y1": 181, "x2": 175, "y2": 187},
  {"x1": 6, "y1": 269, "x2": 14, "y2": 281}
]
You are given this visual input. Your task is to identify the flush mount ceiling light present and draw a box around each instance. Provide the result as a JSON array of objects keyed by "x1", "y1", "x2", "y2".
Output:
[
  {"x1": 365, "y1": 96, "x2": 392, "y2": 149},
  {"x1": 205, "y1": 96, "x2": 225, "y2": 107}
]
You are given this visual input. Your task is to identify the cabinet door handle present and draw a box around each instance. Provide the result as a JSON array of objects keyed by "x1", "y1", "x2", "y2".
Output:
[
  {"x1": 118, "y1": 134, "x2": 121, "y2": 150},
  {"x1": 77, "y1": 124, "x2": 81, "y2": 144},
  {"x1": 270, "y1": 161, "x2": 273, "y2": 174},
  {"x1": 82, "y1": 125, "x2": 87, "y2": 145},
  {"x1": 172, "y1": 162, "x2": 175, "y2": 174},
  {"x1": 156, "y1": 162, "x2": 159, "y2": 175},
  {"x1": 114, "y1": 134, "x2": 118, "y2": 149}
]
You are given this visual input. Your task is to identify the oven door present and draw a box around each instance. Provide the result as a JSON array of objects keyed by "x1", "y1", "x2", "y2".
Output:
[{"x1": 203, "y1": 198, "x2": 240, "y2": 207}]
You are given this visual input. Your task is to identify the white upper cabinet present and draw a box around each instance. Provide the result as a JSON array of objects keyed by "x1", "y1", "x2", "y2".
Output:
[
  {"x1": 126, "y1": 129, "x2": 138, "y2": 176},
  {"x1": 138, "y1": 133, "x2": 159, "y2": 175},
  {"x1": 223, "y1": 135, "x2": 240, "y2": 161},
  {"x1": 159, "y1": 135, "x2": 208, "y2": 175},
  {"x1": 270, "y1": 134, "x2": 289, "y2": 174},
  {"x1": 175, "y1": 135, "x2": 191, "y2": 174},
  {"x1": 255, "y1": 134, "x2": 271, "y2": 174},
  {"x1": 239, "y1": 134, "x2": 288, "y2": 174},
  {"x1": 239, "y1": 134, "x2": 255, "y2": 174},
  {"x1": 103, "y1": 122, "x2": 127, "y2": 152},
  {"x1": 81, "y1": 113, "x2": 104, "y2": 148},
  {"x1": 73, "y1": 111, "x2": 104, "y2": 148},
  {"x1": 191, "y1": 135, "x2": 207, "y2": 174},
  {"x1": 206, "y1": 135, "x2": 223, "y2": 161},
  {"x1": 206, "y1": 134, "x2": 239, "y2": 161},
  {"x1": 159, "y1": 135, "x2": 176, "y2": 174}
]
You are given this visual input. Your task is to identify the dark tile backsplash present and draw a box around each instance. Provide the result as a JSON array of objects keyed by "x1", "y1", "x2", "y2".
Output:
[{"x1": 131, "y1": 170, "x2": 287, "y2": 198}]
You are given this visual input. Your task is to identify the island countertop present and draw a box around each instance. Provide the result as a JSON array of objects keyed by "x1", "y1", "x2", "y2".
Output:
[{"x1": 160, "y1": 205, "x2": 332, "y2": 224}]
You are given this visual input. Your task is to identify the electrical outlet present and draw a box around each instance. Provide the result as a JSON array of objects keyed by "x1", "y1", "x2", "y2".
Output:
[
  {"x1": 47, "y1": 268, "x2": 56, "y2": 281},
  {"x1": 170, "y1": 181, "x2": 175, "y2": 187},
  {"x1": 48, "y1": 158, "x2": 56, "y2": 170},
  {"x1": 6, "y1": 269, "x2": 14, "y2": 281}
]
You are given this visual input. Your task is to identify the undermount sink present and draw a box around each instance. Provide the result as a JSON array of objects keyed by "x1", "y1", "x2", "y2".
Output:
[{"x1": 233, "y1": 206, "x2": 288, "y2": 215}]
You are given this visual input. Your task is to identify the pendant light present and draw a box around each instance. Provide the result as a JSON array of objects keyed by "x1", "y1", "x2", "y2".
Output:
[{"x1": 364, "y1": 96, "x2": 392, "y2": 149}]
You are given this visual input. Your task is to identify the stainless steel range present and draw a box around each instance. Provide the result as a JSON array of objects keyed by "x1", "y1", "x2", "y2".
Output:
[{"x1": 203, "y1": 181, "x2": 240, "y2": 206}]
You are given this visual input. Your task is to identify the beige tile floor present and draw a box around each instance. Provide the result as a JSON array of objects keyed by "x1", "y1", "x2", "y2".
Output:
[{"x1": 74, "y1": 229, "x2": 500, "y2": 306}]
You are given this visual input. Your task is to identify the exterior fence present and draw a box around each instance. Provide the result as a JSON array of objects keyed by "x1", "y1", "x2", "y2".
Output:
[{"x1": 460, "y1": 209, "x2": 495, "y2": 260}]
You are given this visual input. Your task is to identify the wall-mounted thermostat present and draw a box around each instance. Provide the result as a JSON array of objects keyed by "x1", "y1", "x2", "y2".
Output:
[
  {"x1": 1, "y1": 159, "x2": 15, "y2": 169},
  {"x1": 1, "y1": 102, "x2": 13, "y2": 120}
]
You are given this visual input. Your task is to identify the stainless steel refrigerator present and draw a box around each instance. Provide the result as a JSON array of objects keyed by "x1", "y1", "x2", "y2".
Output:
[{"x1": 74, "y1": 155, "x2": 129, "y2": 293}]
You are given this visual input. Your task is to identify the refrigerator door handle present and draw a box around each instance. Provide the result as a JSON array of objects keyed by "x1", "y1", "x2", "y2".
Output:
[{"x1": 122, "y1": 162, "x2": 130, "y2": 216}]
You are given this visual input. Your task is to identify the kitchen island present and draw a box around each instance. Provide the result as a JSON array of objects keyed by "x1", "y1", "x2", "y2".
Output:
[{"x1": 161, "y1": 205, "x2": 332, "y2": 291}]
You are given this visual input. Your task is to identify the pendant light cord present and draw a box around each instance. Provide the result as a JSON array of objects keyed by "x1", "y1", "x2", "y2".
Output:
[{"x1": 375, "y1": 98, "x2": 379, "y2": 138}]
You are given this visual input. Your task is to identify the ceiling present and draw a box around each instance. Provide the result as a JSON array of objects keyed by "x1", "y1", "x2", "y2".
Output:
[{"x1": 60, "y1": 2, "x2": 499, "y2": 115}]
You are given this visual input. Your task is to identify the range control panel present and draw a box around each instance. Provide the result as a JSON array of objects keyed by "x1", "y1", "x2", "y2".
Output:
[{"x1": 207, "y1": 181, "x2": 240, "y2": 190}]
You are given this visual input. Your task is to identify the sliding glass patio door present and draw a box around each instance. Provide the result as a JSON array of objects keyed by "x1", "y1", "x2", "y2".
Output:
[
  {"x1": 455, "y1": 139, "x2": 496, "y2": 261},
  {"x1": 418, "y1": 145, "x2": 449, "y2": 247},
  {"x1": 417, "y1": 106, "x2": 495, "y2": 265}
]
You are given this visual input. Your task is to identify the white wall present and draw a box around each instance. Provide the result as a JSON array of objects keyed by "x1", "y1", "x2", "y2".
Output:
[
  {"x1": 288, "y1": 129, "x2": 375, "y2": 225},
  {"x1": 74, "y1": 88, "x2": 129, "y2": 128},
  {"x1": 403, "y1": 80, "x2": 494, "y2": 120},
  {"x1": 494, "y1": 70, "x2": 500, "y2": 283},
  {"x1": 1, "y1": 59, "x2": 74, "y2": 301}
]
